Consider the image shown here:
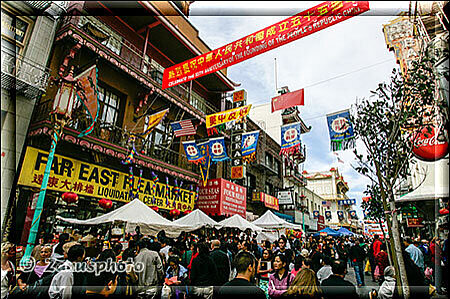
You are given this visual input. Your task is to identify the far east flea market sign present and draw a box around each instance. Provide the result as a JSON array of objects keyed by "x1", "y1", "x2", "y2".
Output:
[
  {"x1": 197, "y1": 178, "x2": 247, "y2": 218},
  {"x1": 18, "y1": 147, "x2": 196, "y2": 212},
  {"x1": 162, "y1": 1, "x2": 370, "y2": 89}
]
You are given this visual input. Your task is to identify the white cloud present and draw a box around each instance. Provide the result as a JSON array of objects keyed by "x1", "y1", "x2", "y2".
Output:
[{"x1": 188, "y1": 2, "x2": 405, "y2": 222}]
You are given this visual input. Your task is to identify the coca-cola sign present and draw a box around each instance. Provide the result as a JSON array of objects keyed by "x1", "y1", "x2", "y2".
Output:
[{"x1": 412, "y1": 126, "x2": 448, "y2": 161}]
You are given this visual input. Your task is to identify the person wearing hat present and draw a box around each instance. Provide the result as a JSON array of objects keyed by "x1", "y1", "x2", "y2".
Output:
[{"x1": 373, "y1": 266, "x2": 396, "y2": 299}]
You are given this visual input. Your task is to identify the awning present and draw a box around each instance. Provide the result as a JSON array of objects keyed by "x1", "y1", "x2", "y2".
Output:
[{"x1": 273, "y1": 211, "x2": 294, "y2": 223}]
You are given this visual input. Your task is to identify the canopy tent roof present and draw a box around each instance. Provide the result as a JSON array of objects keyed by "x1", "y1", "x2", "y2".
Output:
[
  {"x1": 252, "y1": 210, "x2": 303, "y2": 230},
  {"x1": 336, "y1": 227, "x2": 355, "y2": 236},
  {"x1": 57, "y1": 198, "x2": 174, "y2": 226},
  {"x1": 173, "y1": 209, "x2": 221, "y2": 229},
  {"x1": 218, "y1": 214, "x2": 263, "y2": 232},
  {"x1": 313, "y1": 227, "x2": 341, "y2": 237}
]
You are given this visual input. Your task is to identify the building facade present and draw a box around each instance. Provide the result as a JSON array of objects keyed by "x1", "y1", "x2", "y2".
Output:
[
  {"x1": 10, "y1": 1, "x2": 239, "y2": 244},
  {"x1": 1, "y1": 1, "x2": 65, "y2": 234}
]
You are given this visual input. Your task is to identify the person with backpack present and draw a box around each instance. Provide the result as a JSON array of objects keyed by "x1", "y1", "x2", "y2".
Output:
[{"x1": 268, "y1": 253, "x2": 294, "y2": 298}]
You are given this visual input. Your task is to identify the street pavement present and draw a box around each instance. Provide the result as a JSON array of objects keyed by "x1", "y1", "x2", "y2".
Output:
[{"x1": 345, "y1": 266, "x2": 379, "y2": 299}]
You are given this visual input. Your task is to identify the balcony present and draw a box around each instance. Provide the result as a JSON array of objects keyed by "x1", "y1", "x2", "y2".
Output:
[
  {"x1": 1, "y1": 46, "x2": 51, "y2": 99},
  {"x1": 57, "y1": 15, "x2": 219, "y2": 117},
  {"x1": 30, "y1": 101, "x2": 201, "y2": 183}
]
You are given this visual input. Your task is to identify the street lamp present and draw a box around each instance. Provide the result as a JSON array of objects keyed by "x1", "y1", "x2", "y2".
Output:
[{"x1": 20, "y1": 66, "x2": 77, "y2": 266}]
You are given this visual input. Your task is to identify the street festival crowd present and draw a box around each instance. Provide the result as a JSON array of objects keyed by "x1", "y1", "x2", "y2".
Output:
[{"x1": 1, "y1": 226, "x2": 448, "y2": 299}]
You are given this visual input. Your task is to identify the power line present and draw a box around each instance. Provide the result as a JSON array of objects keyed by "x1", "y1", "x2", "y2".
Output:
[{"x1": 249, "y1": 58, "x2": 394, "y2": 106}]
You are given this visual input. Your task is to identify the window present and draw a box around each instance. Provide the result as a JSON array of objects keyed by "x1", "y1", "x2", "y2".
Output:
[
  {"x1": 1, "y1": 9, "x2": 32, "y2": 55},
  {"x1": 274, "y1": 159, "x2": 281, "y2": 175},
  {"x1": 265, "y1": 153, "x2": 273, "y2": 169},
  {"x1": 97, "y1": 85, "x2": 123, "y2": 126},
  {"x1": 246, "y1": 173, "x2": 256, "y2": 191}
]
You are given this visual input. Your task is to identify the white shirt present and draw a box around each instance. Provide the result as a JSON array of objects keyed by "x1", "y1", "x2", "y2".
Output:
[
  {"x1": 1, "y1": 268, "x2": 9, "y2": 299},
  {"x1": 48, "y1": 260, "x2": 74, "y2": 299},
  {"x1": 317, "y1": 265, "x2": 333, "y2": 284},
  {"x1": 159, "y1": 245, "x2": 171, "y2": 262}
]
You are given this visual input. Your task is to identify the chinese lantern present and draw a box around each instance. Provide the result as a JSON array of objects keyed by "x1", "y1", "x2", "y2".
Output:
[
  {"x1": 151, "y1": 206, "x2": 159, "y2": 212},
  {"x1": 61, "y1": 192, "x2": 78, "y2": 204},
  {"x1": 170, "y1": 209, "x2": 180, "y2": 217},
  {"x1": 99, "y1": 198, "x2": 113, "y2": 209},
  {"x1": 439, "y1": 208, "x2": 449, "y2": 215}
]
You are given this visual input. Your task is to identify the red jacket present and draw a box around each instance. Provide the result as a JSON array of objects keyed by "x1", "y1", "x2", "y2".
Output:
[{"x1": 372, "y1": 239, "x2": 382, "y2": 256}]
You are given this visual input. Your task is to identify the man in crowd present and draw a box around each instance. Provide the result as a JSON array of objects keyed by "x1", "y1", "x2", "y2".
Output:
[
  {"x1": 209, "y1": 239, "x2": 231, "y2": 286},
  {"x1": 321, "y1": 259, "x2": 358, "y2": 299},
  {"x1": 217, "y1": 251, "x2": 266, "y2": 299},
  {"x1": 274, "y1": 236, "x2": 294, "y2": 267},
  {"x1": 348, "y1": 238, "x2": 366, "y2": 287},
  {"x1": 134, "y1": 238, "x2": 164, "y2": 292},
  {"x1": 404, "y1": 237, "x2": 424, "y2": 273}
]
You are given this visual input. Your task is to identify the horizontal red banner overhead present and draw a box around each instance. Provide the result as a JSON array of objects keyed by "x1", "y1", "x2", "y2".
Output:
[
  {"x1": 272, "y1": 88, "x2": 304, "y2": 112},
  {"x1": 162, "y1": 1, "x2": 370, "y2": 89}
]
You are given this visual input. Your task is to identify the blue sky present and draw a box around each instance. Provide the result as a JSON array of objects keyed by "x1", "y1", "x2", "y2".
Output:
[{"x1": 188, "y1": 2, "x2": 411, "y2": 218}]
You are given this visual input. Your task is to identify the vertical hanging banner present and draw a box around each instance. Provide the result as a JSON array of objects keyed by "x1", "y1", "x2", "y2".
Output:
[
  {"x1": 75, "y1": 65, "x2": 99, "y2": 137},
  {"x1": 280, "y1": 122, "x2": 302, "y2": 156},
  {"x1": 198, "y1": 141, "x2": 211, "y2": 187},
  {"x1": 326, "y1": 109, "x2": 355, "y2": 151},
  {"x1": 182, "y1": 141, "x2": 205, "y2": 164},
  {"x1": 241, "y1": 130, "x2": 260, "y2": 162},
  {"x1": 209, "y1": 137, "x2": 229, "y2": 162},
  {"x1": 162, "y1": 1, "x2": 369, "y2": 89}
]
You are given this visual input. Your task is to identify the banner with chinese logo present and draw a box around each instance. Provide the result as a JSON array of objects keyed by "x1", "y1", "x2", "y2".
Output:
[
  {"x1": 280, "y1": 122, "x2": 302, "y2": 156},
  {"x1": 349, "y1": 210, "x2": 357, "y2": 219},
  {"x1": 206, "y1": 104, "x2": 251, "y2": 129},
  {"x1": 325, "y1": 211, "x2": 332, "y2": 220},
  {"x1": 197, "y1": 141, "x2": 211, "y2": 187},
  {"x1": 182, "y1": 141, "x2": 205, "y2": 164},
  {"x1": 313, "y1": 210, "x2": 320, "y2": 218},
  {"x1": 75, "y1": 65, "x2": 99, "y2": 137},
  {"x1": 18, "y1": 147, "x2": 195, "y2": 211},
  {"x1": 337, "y1": 211, "x2": 344, "y2": 219},
  {"x1": 241, "y1": 130, "x2": 259, "y2": 162},
  {"x1": 131, "y1": 108, "x2": 169, "y2": 138},
  {"x1": 326, "y1": 109, "x2": 355, "y2": 151},
  {"x1": 162, "y1": 1, "x2": 370, "y2": 89},
  {"x1": 209, "y1": 137, "x2": 229, "y2": 162}
]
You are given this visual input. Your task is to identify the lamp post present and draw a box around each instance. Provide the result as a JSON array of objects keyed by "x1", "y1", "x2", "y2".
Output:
[{"x1": 20, "y1": 66, "x2": 78, "y2": 266}]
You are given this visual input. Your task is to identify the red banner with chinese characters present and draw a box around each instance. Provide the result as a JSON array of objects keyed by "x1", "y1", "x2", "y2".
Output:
[
  {"x1": 197, "y1": 178, "x2": 247, "y2": 217},
  {"x1": 162, "y1": 1, "x2": 370, "y2": 89}
]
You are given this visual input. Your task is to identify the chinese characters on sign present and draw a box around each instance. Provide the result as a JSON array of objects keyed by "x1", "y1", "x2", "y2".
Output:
[
  {"x1": 162, "y1": 1, "x2": 370, "y2": 89},
  {"x1": 206, "y1": 104, "x2": 252, "y2": 129},
  {"x1": 18, "y1": 147, "x2": 195, "y2": 211}
]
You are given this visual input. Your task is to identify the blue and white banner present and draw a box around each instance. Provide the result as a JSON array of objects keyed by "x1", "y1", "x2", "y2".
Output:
[
  {"x1": 241, "y1": 130, "x2": 259, "y2": 157},
  {"x1": 337, "y1": 211, "x2": 344, "y2": 219},
  {"x1": 349, "y1": 210, "x2": 358, "y2": 219},
  {"x1": 197, "y1": 141, "x2": 211, "y2": 187},
  {"x1": 280, "y1": 122, "x2": 302, "y2": 156},
  {"x1": 326, "y1": 109, "x2": 355, "y2": 151},
  {"x1": 325, "y1": 211, "x2": 332, "y2": 220},
  {"x1": 209, "y1": 137, "x2": 229, "y2": 162},
  {"x1": 338, "y1": 199, "x2": 356, "y2": 206},
  {"x1": 182, "y1": 141, "x2": 205, "y2": 164},
  {"x1": 313, "y1": 210, "x2": 320, "y2": 219}
]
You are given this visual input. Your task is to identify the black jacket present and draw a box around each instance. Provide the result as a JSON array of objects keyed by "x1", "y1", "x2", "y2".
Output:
[
  {"x1": 190, "y1": 254, "x2": 219, "y2": 286},
  {"x1": 210, "y1": 249, "x2": 231, "y2": 286},
  {"x1": 320, "y1": 275, "x2": 358, "y2": 299},
  {"x1": 348, "y1": 245, "x2": 366, "y2": 263}
]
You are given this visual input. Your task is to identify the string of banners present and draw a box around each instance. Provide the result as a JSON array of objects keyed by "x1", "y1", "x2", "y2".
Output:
[{"x1": 326, "y1": 109, "x2": 355, "y2": 152}]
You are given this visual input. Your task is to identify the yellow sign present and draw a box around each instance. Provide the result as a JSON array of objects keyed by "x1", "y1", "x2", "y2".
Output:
[
  {"x1": 233, "y1": 90, "x2": 247, "y2": 103},
  {"x1": 18, "y1": 147, "x2": 196, "y2": 212},
  {"x1": 206, "y1": 104, "x2": 251, "y2": 129}
]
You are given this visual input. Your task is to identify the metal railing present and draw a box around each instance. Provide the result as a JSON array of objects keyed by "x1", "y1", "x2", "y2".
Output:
[
  {"x1": 1, "y1": 46, "x2": 51, "y2": 98},
  {"x1": 59, "y1": 15, "x2": 220, "y2": 116}
]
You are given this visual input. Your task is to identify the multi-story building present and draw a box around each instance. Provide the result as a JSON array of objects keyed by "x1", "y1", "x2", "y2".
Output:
[
  {"x1": 304, "y1": 167, "x2": 359, "y2": 232},
  {"x1": 1, "y1": 1, "x2": 65, "y2": 235},
  {"x1": 10, "y1": 1, "x2": 239, "y2": 244},
  {"x1": 383, "y1": 1, "x2": 448, "y2": 238}
]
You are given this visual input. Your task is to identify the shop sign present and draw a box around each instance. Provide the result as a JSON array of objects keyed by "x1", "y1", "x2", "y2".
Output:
[
  {"x1": 162, "y1": 1, "x2": 370, "y2": 89},
  {"x1": 206, "y1": 105, "x2": 251, "y2": 128},
  {"x1": 18, "y1": 147, "x2": 195, "y2": 211},
  {"x1": 231, "y1": 165, "x2": 244, "y2": 179},
  {"x1": 261, "y1": 192, "x2": 279, "y2": 211},
  {"x1": 277, "y1": 191, "x2": 293, "y2": 205},
  {"x1": 412, "y1": 126, "x2": 448, "y2": 161},
  {"x1": 233, "y1": 89, "x2": 247, "y2": 103},
  {"x1": 317, "y1": 215, "x2": 326, "y2": 231},
  {"x1": 197, "y1": 178, "x2": 246, "y2": 218},
  {"x1": 407, "y1": 217, "x2": 424, "y2": 228}
]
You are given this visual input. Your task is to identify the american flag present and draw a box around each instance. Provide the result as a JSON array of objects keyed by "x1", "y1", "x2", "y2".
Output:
[{"x1": 170, "y1": 120, "x2": 196, "y2": 137}]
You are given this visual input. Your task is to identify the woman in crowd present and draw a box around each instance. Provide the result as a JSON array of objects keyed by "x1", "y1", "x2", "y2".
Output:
[
  {"x1": 17, "y1": 244, "x2": 53, "y2": 291},
  {"x1": 189, "y1": 242, "x2": 218, "y2": 299},
  {"x1": 374, "y1": 243, "x2": 389, "y2": 284},
  {"x1": 257, "y1": 248, "x2": 273, "y2": 298},
  {"x1": 268, "y1": 253, "x2": 294, "y2": 298},
  {"x1": 285, "y1": 268, "x2": 322, "y2": 299},
  {"x1": 1, "y1": 243, "x2": 16, "y2": 299}
]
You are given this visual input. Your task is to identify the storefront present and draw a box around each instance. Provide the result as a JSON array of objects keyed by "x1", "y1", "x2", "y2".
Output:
[
  {"x1": 16, "y1": 146, "x2": 197, "y2": 242},
  {"x1": 197, "y1": 178, "x2": 247, "y2": 218}
]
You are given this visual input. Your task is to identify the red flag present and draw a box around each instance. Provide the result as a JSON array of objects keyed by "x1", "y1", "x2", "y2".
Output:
[{"x1": 271, "y1": 89, "x2": 304, "y2": 113}]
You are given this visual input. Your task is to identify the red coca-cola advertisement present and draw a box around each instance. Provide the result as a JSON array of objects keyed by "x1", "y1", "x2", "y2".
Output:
[
  {"x1": 197, "y1": 178, "x2": 247, "y2": 218},
  {"x1": 412, "y1": 126, "x2": 448, "y2": 161}
]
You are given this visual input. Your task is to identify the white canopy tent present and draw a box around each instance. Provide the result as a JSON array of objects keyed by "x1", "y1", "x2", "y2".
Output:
[
  {"x1": 56, "y1": 198, "x2": 192, "y2": 237},
  {"x1": 173, "y1": 209, "x2": 221, "y2": 229},
  {"x1": 252, "y1": 210, "x2": 304, "y2": 231},
  {"x1": 218, "y1": 214, "x2": 263, "y2": 232}
]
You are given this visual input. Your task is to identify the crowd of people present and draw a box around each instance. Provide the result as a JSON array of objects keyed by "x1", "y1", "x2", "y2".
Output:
[{"x1": 1, "y1": 226, "x2": 448, "y2": 299}]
